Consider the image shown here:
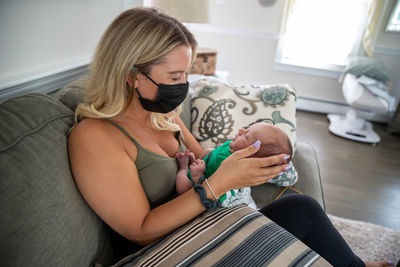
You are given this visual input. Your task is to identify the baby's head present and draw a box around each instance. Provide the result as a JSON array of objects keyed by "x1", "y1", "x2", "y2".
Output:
[{"x1": 229, "y1": 123, "x2": 292, "y2": 161}]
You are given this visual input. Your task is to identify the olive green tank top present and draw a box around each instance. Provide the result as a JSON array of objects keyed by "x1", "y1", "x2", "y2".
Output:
[{"x1": 105, "y1": 119, "x2": 186, "y2": 208}]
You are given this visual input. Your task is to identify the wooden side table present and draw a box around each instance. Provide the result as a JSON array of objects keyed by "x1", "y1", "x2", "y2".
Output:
[{"x1": 190, "y1": 48, "x2": 217, "y2": 76}]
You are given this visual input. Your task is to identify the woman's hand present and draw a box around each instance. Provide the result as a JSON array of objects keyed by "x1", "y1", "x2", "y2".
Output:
[{"x1": 208, "y1": 141, "x2": 289, "y2": 197}]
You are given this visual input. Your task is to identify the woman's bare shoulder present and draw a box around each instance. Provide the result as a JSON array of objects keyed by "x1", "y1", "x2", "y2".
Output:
[
  {"x1": 69, "y1": 118, "x2": 138, "y2": 160},
  {"x1": 69, "y1": 119, "x2": 122, "y2": 157},
  {"x1": 69, "y1": 118, "x2": 123, "y2": 146},
  {"x1": 69, "y1": 119, "x2": 113, "y2": 156},
  {"x1": 70, "y1": 118, "x2": 109, "y2": 138}
]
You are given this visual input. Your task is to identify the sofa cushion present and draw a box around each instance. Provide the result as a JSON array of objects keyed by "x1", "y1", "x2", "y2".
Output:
[
  {"x1": 54, "y1": 74, "x2": 88, "y2": 112},
  {"x1": 190, "y1": 77, "x2": 298, "y2": 187},
  {"x1": 251, "y1": 143, "x2": 326, "y2": 210},
  {"x1": 0, "y1": 93, "x2": 113, "y2": 266},
  {"x1": 190, "y1": 78, "x2": 297, "y2": 149},
  {"x1": 109, "y1": 205, "x2": 328, "y2": 266}
]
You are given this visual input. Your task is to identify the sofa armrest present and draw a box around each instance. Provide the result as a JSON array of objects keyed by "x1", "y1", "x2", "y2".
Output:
[
  {"x1": 291, "y1": 142, "x2": 326, "y2": 210},
  {"x1": 251, "y1": 142, "x2": 326, "y2": 210}
]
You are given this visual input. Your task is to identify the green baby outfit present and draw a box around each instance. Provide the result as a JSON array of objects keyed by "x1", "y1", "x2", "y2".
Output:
[
  {"x1": 203, "y1": 141, "x2": 232, "y2": 178},
  {"x1": 195, "y1": 140, "x2": 298, "y2": 208},
  {"x1": 202, "y1": 141, "x2": 248, "y2": 207}
]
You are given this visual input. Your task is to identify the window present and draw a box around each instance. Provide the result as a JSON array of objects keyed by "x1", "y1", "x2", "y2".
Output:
[
  {"x1": 386, "y1": 0, "x2": 400, "y2": 32},
  {"x1": 276, "y1": 0, "x2": 372, "y2": 76}
]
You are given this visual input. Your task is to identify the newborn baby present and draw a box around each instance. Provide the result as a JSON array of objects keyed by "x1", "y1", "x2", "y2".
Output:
[{"x1": 176, "y1": 122, "x2": 294, "y2": 208}]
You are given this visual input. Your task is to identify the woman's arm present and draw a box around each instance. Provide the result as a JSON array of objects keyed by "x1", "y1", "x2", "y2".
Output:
[
  {"x1": 68, "y1": 120, "x2": 289, "y2": 246},
  {"x1": 68, "y1": 120, "x2": 209, "y2": 245}
]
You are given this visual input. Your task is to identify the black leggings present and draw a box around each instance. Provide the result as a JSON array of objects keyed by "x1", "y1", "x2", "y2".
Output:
[{"x1": 259, "y1": 194, "x2": 365, "y2": 267}]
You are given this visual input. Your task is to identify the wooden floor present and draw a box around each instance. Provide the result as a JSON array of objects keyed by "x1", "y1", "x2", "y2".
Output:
[{"x1": 296, "y1": 110, "x2": 400, "y2": 231}]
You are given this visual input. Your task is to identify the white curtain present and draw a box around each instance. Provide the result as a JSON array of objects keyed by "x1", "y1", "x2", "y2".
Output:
[
  {"x1": 362, "y1": 0, "x2": 392, "y2": 57},
  {"x1": 280, "y1": 0, "x2": 297, "y2": 35}
]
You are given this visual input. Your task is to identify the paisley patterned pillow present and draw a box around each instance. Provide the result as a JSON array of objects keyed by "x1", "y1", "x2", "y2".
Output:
[{"x1": 190, "y1": 77, "x2": 298, "y2": 187}]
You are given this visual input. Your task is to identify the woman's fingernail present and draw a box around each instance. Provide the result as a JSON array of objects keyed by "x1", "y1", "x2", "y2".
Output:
[
  {"x1": 279, "y1": 172, "x2": 284, "y2": 176},
  {"x1": 253, "y1": 140, "x2": 261, "y2": 148},
  {"x1": 284, "y1": 154, "x2": 290, "y2": 160},
  {"x1": 285, "y1": 165, "x2": 290, "y2": 170},
  {"x1": 387, "y1": 260, "x2": 394, "y2": 266}
]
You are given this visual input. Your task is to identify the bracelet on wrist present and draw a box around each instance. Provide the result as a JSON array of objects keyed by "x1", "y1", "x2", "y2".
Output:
[
  {"x1": 204, "y1": 179, "x2": 218, "y2": 201},
  {"x1": 194, "y1": 175, "x2": 220, "y2": 211}
]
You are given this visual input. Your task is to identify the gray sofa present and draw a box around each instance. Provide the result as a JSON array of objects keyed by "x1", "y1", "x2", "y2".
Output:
[{"x1": 0, "y1": 77, "x2": 325, "y2": 266}]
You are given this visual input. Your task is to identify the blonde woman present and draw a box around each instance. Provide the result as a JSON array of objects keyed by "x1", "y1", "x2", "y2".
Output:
[{"x1": 68, "y1": 7, "x2": 393, "y2": 267}]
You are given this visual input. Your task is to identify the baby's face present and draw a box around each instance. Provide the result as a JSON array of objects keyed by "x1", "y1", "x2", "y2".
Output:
[{"x1": 229, "y1": 123, "x2": 269, "y2": 152}]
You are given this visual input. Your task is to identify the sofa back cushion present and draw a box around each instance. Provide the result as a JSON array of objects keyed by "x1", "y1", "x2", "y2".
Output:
[
  {"x1": 190, "y1": 78, "x2": 297, "y2": 151},
  {"x1": 0, "y1": 94, "x2": 113, "y2": 266}
]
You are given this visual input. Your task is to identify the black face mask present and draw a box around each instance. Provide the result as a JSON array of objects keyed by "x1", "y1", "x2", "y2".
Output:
[{"x1": 135, "y1": 73, "x2": 189, "y2": 113}]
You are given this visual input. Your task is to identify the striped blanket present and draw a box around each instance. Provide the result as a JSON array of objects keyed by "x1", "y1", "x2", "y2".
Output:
[{"x1": 112, "y1": 205, "x2": 330, "y2": 267}]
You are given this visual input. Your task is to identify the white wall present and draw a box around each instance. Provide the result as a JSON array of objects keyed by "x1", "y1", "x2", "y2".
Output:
[
  {"x1": 209, "y1": 0, "x2": 282, "y2": 33},
  {"x1": 190, "y1": 0, "x2": 400, "y2": 108},
  {"x1": 0, "y1": 0, "x2": 139, "y2": 88}
]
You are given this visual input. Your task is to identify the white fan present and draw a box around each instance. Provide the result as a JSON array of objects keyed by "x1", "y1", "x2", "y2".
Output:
[{"x1": 328, "y1": 73, "x2": 394, "y2": 144}]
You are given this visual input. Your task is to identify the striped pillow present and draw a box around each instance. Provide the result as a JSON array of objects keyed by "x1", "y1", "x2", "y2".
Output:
[{"x1": 111, "y1": 206, "x2": 329, "y2": 266}]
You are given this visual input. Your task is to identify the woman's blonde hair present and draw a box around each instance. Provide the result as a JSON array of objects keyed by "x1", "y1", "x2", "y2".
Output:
[{"x1": 76, "y1": 7, "x2": 197, "y2": 132}]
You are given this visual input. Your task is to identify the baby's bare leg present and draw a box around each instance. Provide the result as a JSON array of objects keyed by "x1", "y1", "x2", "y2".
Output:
[
  {"x1": 176, "y1": 152, "x2": 188, "y2": 169},
  {"x1": 176, "y1": 152, "x2": 194, "y2": 194},
  {"x1": 185, "y1": 150, "x2": 195, "y2": 165},
  {"x1": 189, "y1": 159, "x2": 206, "y2": 184}
]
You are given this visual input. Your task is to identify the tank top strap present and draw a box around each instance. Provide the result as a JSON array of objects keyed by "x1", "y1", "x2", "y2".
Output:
[{"x1": 103, "y1": 118, "x2": 141, "y2": 148}]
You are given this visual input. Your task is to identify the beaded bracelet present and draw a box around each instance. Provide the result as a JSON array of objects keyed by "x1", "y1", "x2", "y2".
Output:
[{"x1": 194, "y1": 175, "x2": 221, "y2": 211}]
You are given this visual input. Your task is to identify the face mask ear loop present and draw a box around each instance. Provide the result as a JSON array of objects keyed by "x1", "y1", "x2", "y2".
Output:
[
  {"x1": 132, "y1": 65, "x2": 159, "y2": 86},
  {"x1": 131, "y1": 65, "x2": 148, "y2": 98},
  {"x1": 143, "y1": 73, "x2": 159, "y2": 87},
  {"x1": 135, "y1": 88, "x2": 144, "y2": 98}
]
